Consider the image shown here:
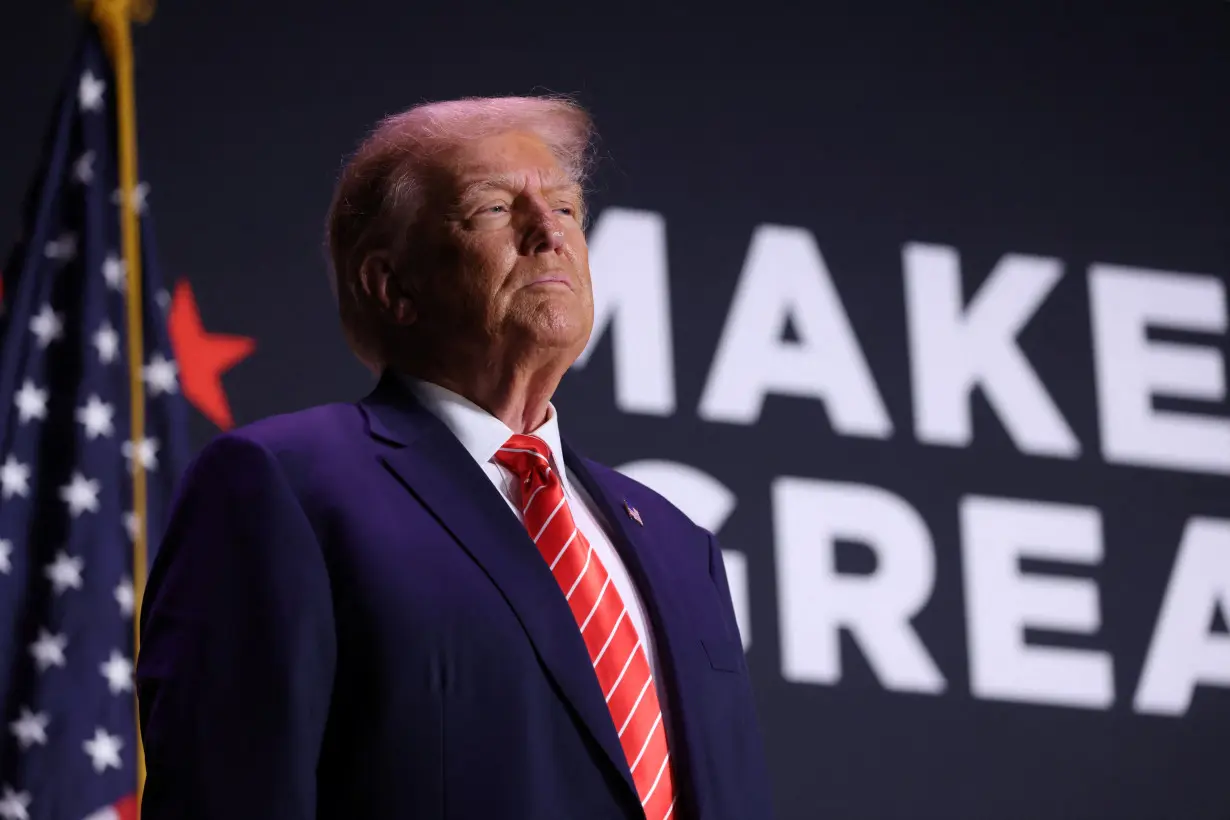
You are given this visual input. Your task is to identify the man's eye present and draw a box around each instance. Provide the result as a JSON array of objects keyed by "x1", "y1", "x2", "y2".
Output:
[
  {"x1": 555, "y1": 207, "x2": 574, "y2": 216},
  {"x1": 482, "y1": 204, "x2": 507, "y2": 214}
]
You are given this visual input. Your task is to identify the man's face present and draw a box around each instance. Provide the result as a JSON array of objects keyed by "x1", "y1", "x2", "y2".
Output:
[{"x1": 410, "y1": 130, "x2": 594, "y2": 364}]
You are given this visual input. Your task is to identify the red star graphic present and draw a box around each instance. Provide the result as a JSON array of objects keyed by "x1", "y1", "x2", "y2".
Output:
[{"x1": 167, "y1": 278, "x2": 256, "y2": 430}]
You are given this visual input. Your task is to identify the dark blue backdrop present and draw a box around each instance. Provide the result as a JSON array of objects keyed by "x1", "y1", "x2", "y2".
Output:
[{"x1": 3, "y1": 3, "x2": 1229, "y2": 818}]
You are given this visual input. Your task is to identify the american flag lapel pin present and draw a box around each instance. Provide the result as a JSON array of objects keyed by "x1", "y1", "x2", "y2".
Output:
[{"x1": 624, "y1": 500, "x2": 643, "y2": 526}]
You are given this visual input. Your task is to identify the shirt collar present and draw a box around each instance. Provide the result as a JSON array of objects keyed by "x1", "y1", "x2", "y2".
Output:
[{"x1": 398, "y1": 373, "x2": 567, "y2": 481}]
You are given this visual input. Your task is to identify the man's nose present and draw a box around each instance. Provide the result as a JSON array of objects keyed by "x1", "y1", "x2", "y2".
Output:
[{"x1": 521, "y1": 201, "x2": 565, "y2": 256}]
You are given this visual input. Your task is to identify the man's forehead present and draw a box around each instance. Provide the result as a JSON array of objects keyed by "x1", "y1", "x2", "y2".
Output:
[{"x1": 434, "y1": 132, "x2": 574, "y2": 192}]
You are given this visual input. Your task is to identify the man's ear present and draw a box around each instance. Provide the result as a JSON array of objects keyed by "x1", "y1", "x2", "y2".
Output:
[{"x1": 358, "y1": 252, "x2": 417, "y2": 326}]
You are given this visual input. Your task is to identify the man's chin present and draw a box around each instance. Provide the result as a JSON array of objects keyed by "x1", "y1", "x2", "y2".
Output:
[{"x1": 510, "y1": 312, "x2": 591, "y2": 355}]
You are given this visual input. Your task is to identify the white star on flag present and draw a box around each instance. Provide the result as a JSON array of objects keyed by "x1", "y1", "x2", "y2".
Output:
[
  {"x1": 100, "y1": 650, "x2": 134, "y2": 695},
  {"x1": 122, "y1": 437, "x2": 160, "y2": 473},
  {"x1": 123, "y1": 511, "x2": 142, "y2": 543},
  {"x1": 82, "y1": 805, "x2": 124, "y2": 820},
  {"x1": 0, "y1": 456, "x2": 30, "y2": 499},
  {"x1": 102, "y1": 253, "x2": 126, "y2": 292},
  {"x1": 93, "y1": 320, "x2": 120, "y2": 365},
  {"x1": 78, "y1": 70, "x2": 106, "y2": 112},
  {"x1": 0, "y1": 786, "x2": 30, "y2": 820},
  {"x1": 76, "y1": 394, "x2": 115, "y2": 439},
  {"x1": 111, "y1": 182, "x2": 149, "y2": 215},
  {"x1": 115, "y1": 577, "x2": 134, "y2": 618},
  {"x1": 13, "y1": 381, "x2": 48, "y2": 424},
  {"x1": 45, "y1": 551, "x2": 84, "y2": 595},
  {"x1": 29, "y1": 630, "x2": 67, "y2": 672},
  {"x1": 43, "y1": 232, "x2": 77, "y2": 262},
  {"x1": 59, "y1": 472, "x2": 101, "y2": 517},
  {"x1": 29, "y1": 305, "x2": 64, "y2": 348},
  {"x1": 83, "y1": 728, "x2": 123, "y2": 773},
  {"x1": 0, "y1": 540, "x2": 11, "y2": 575},
  {"x1": 143, "y1": 352, "x2": 179, "y2": 396},
  {"x1": 156, "y1": 288, "x2": 172, "y2": 313},
  {"x1": 73, "y1": 150, "x2": 95, "y2": 184},
  {"x1": 9, "y1": 709, "x2": 49, "y2": 750}
]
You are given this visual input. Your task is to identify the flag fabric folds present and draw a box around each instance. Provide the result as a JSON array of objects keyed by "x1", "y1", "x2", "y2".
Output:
[{"x1": 0, "y1": 23, "x2": 188, "y2": 820}]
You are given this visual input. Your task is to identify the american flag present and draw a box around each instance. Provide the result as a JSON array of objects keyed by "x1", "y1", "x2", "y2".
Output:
[{"x1": 0, "y1": 24, "x2": 188, "y2": 820}]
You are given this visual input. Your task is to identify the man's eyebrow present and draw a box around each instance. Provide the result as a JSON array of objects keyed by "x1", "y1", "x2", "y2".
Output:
[
  {"x1": 454, "y1": 176, "x2": 514, "y2": 202},
  {"x1": 454, "y1": 172, "x2": 579, "y2": 203}
]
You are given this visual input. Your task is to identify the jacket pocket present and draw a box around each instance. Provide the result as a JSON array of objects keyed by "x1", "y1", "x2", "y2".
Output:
[{"x1": 700, "y1": 636, "x2": 744, "y2": 673}]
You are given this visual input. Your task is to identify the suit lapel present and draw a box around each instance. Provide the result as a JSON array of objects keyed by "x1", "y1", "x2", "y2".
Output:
[{"x1": 358, "y1": 374, "x2": 639, "y2": 801}]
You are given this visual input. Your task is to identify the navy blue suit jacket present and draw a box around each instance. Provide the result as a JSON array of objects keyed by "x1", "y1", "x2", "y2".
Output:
[{"x1": 136, "y1": 373, "x2": 774, "y2": 819}]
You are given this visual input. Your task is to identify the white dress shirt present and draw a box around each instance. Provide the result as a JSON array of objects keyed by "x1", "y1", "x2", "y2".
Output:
[{"x1": 400, "y1": 376, "x2": 665, "y2": 703}]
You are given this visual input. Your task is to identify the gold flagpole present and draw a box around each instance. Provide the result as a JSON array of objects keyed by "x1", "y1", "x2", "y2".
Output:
[{"x1": 74, "y1": 0, "x2": 156, "y2": 810}]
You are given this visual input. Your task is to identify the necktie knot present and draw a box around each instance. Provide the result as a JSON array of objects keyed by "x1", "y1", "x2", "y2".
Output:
[{"x1": 494, "y1": 434, "x2": 553, "y2": 487}]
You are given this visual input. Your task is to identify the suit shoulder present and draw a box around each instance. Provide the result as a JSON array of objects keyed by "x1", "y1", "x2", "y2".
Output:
[
  {"x1": 226, "y1": 402, "x2": 363, "y2": 456},
  {"x1": 191, "y1": 402, "x2": 367, "y2": 488}
]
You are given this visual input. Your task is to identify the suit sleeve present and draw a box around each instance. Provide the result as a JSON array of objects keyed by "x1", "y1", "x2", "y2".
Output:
[{"x1": 137, "y1": 433, "x2": 336, "y2": 820}]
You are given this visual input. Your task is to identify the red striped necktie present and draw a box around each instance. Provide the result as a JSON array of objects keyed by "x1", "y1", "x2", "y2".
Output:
[{"x1": 494, "y1": 434, "x2": 677, "y2": 820}]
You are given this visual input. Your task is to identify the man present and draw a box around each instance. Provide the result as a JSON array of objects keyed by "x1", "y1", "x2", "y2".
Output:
[{"x1": 136, "y1": 95, "x2": 773, "y2": 820}]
